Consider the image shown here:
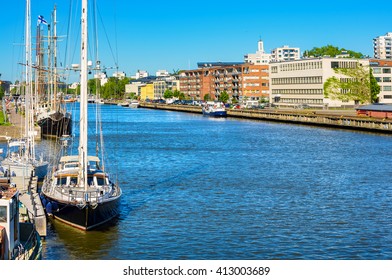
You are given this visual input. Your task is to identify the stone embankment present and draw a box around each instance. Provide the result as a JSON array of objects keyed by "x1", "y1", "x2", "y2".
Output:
[{"x1": 139, "y1": 103, "x2": 392, "y2": 134}]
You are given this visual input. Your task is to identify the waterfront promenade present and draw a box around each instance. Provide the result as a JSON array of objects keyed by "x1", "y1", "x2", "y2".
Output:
[
  {"x1": 138, "y1": 102, "x2": 392, "y2": 134},
  {"x1": 0, "y1": 104, "x2": 41, "y2": 141}
]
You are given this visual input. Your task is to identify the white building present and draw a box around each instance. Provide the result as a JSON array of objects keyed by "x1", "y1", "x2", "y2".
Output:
[
  {"x1": 94, "y1": 72, "x2": 108, "y2": 86},
  {"x1": 373, "y1": 32, "x2": 392, "y2": 59},
  {"x1": 131, "y1": 70, "x2": 149, "y2": 80},
  {"x1": 113, "y1": 71, "x2": 126, "y2": 79},
  {"x1": 244, "y1": 39, "x2": 271, "y2": 65},
  {"x1": 156, "y1": 70, "x2": 169, "y2": 77},
  {"x1": 370, "y1": 59, "x2": 392, "y2": 104},
  {"x1": 269, "y1": 57, "x2": 369, "y2": 108},
  {"x1": 271, "y1": 45, "x2": 300, "y2": 62}
]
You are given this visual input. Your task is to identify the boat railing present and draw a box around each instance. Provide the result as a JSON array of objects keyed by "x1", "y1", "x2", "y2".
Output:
[{"x1": 55, "y1": 185, "x2": 113, "y2": 204}]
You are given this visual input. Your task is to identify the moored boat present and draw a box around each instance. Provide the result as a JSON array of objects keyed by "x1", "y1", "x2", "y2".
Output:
[
  {"x1": 35, "y1": 7, "x2": 72, "y2": 139},
  {"x1": 202, "y1": 101, "x2": 227, "y2": 117},
  {"x1": 0, "y1": 184, "x2": 42, "y2": 260},
  {"x1": 40, "y1": 0, "x2": 122, "y2": 231},
  {"x1": 129, "y1": 100, "x2": 140, "y2": 108},
  {"x1": 41, "y1": 155, "x2": 121, "y2": 230}
]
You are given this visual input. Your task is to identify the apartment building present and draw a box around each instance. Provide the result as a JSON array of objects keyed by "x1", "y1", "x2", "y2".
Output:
[
  {"x1": 269, "y1": 57, "x2": 369, "y2": 108},
  {"x1": 370, "y1": 59, "x2": 392, "y2": 104},
  {"x1": 126, "y1": 76, "x2": 180, "y2": 100},
  {"x1": 180, "y1": 62, "x2": 269, "y2": 102},
  {"x1": 373, "y1": 32, "x2": 392, "y2": 59},
  {"x1": 271, "y1": 45, "x2": 300, "y2": 62}
]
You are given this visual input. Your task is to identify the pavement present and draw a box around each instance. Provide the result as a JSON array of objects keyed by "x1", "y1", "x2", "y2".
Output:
[{"x1": 0, "y1": 102, "x2": 40, "y2": 141}]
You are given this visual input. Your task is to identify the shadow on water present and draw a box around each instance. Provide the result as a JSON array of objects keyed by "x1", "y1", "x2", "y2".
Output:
[
  {"x1": 119, "y1": 165, "x2": 204, "y2": 217},
  {"x1": 42, "y1": 217, "x2": 120, "y2": 260}
]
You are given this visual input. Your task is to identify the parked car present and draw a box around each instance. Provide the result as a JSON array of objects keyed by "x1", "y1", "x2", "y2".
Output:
[{"x1": 296, "y1": 104, "x2": 310, "y2": 109}]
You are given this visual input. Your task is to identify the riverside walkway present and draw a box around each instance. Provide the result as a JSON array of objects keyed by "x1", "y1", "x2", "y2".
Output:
[
  {"x1": 139, "y1": 103, "x2": 392, "y2": 134},
  {"x1": 0, "y1": 104, "x2": 41, "y2": 141}
]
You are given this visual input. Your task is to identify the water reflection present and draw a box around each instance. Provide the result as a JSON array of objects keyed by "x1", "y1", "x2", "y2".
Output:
[{"x1": 43, "y1": 217, "x2": 120, "y2": 260}]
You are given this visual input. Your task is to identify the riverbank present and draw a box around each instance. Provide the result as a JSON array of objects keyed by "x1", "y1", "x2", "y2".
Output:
[
  {"x1": 0, "y1": 105, "x2": 41, "y2": 141},
  {"x1": 138, "y1": 102, "x2": 392, "y2": 134}
]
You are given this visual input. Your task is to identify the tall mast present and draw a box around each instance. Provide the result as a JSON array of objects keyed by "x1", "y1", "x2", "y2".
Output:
[
  {"x1": 25, "y1": 0, "x2": 34, "y2": 161},
  {"x1": 79, "y1": 0, "x2": 88, "y2": 190},
  {"x1": 53, "y1": 5, "x2": 58, "y2": 110}
]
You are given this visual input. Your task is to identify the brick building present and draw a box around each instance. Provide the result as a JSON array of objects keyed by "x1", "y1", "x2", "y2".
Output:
[{"x1": 179, "y1": 62, "x2": 269, "y2": 102}]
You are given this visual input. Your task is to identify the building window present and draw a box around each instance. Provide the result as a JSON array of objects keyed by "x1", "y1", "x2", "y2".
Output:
[
  {"x1": 383, "y1": 77, "x2": 391, "y2": 82},
  {"x1": 384, "y1": 95, "x2": 392, "y2": 99},
  {"x1": 383, "y1": 68, "x2": 392, "y2": 73},
  {"x1": 384, "y1": 86, "x2": 392, "y2": 91},
  {"x1": 373, "y1": 68, "x2": 381, "y2": 74},
  {"x1": 0, "y1": 206, "x2": 7, "y2": 222},
  {"x1": 331, "y1": 62, "x2": 339, "y2": 68}
]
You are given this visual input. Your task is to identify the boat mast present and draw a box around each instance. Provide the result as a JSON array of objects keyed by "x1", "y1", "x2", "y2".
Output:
[
  {"x1": 53, "y1": 5, "x2": 58, "y2": 111},
  {"x1": 25, "y1": 0, "x2": 34, "y2": 162},
  {"x1": 79, "y1": 0, "x2": 88, "y2": 190}
]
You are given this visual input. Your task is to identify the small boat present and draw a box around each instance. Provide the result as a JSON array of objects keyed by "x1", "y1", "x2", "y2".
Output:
[
  {"x1": 129, "y1": 100, "x2": 139, "y2": 108},
  {"x1": 118, "y1": 101, "x2": 129, "y2": 107},
  {"x1": 202, "y1": 101, "x2": 227, "y2": 117},
  {"x1": 0, "y1": 184, "x2": 42, "y2": 260}
]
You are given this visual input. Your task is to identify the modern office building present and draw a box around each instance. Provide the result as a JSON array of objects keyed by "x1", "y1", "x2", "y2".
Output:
[
  {"x1": 373, "y1": 32, "x2": 392, "y2": 59},
  {"x1": 271, "y1": 45, "x2": 300, "y2": 62},
  {"x1": 269, "y1": 57, "x2": 369, "y2": 108}
]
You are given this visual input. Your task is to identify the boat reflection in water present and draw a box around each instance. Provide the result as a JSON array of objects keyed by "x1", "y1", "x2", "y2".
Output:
[{"x1": 43, "y1": 217, "x2": 119, "y2": 260}]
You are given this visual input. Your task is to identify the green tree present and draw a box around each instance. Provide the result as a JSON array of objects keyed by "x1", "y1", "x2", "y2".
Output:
[
  {"x1": 173, "y1": 89, "x2": 180, "y2": 98},
  {"x1": 178, "y1": 91, "x2": 185, "y2": 100},
  {"x1": 370, "y1": 69, "x2": 380, "y2": 103},
  {"x1": 218, "y1": 90, "x2": 229, "y2": 103},
  {"x1": 203, "y1": 94, "x2": 211, "y2": 101},
  {"x1": 88, "y1": 78, "x2": 100, "y2": 95},
  {"x1": 304, "y1": 45, "x2": 363, "y2": 58},
  {"x1": 164, "y1": 89, "x2": 173, "y2": 99},
  {"x1": 0, "y1": 86, "x2": 5, "y2": 99},
  {"x1": 324, "y1": 65, "x2": 377, "y2": 104}
]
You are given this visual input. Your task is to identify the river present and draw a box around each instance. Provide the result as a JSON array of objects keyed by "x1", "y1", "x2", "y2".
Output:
[{"x1": 6, "y1": 104, "x2": 392, "y2": 260}]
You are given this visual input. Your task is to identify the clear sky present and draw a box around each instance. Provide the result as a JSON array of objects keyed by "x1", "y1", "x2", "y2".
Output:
[{"x1": 1, "y1": 0, "x2": 391, "y2": 83}]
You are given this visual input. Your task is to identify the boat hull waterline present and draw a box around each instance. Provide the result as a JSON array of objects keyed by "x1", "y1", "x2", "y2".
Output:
[
  {"x1": 42, "y1": 193, "x2": 121, "y2": 231},
  {"x1": 37, "y1": 111, "x2": 72, "y2": 138}
]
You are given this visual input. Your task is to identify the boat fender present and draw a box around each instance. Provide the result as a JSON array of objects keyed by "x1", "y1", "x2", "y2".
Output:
[
  {"x1": 40, "y1": 196, "x2": 47, "y2": 207},
  {"x1": 52, "y1": 202, "x2": 59, "y2": 212},
  {"x1": 46, "y1": 202, "x2": 52, "y2": 214}
]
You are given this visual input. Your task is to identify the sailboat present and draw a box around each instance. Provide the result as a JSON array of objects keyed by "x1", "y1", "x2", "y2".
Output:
[
  {"x1": 1, "y1": 0, "x2": 48, "y2": 180},
  {"x1": 41, "y1": 0, "x2": 122, "y2": 231},
  {"x1": 35, "y1": 7, "x2": 72, "y2": 139}
]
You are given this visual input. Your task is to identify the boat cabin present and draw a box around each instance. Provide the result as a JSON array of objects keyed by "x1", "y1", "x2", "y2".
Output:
[
  {"x1": 0, "y1": 186, "x2": 19, "y2": 260},
  {"x1": 56, "y1": 155, "x2": 109, "y2": 188}
]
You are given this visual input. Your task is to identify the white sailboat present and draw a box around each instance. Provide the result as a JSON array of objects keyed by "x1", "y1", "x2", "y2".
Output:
[
  {"x1": 41, "y1": 0, "x2": 122, "y2": 231},
  {"x1": 1, "y1": 0, "x2": 48, "y2": 180}
]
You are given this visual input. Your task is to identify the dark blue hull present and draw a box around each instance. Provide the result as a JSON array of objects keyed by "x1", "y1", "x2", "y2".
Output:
[
  {"x1": 42, "y1": 194, "x2": 121, "y2": 231},
  {"x1": 202, "y1": 111, "x2": 227, "y2": 117}
]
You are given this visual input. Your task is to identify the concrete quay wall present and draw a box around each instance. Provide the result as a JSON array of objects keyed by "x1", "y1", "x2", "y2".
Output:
[{"x1": 139, "y1": 103, "x2": 392, "y2": 134}]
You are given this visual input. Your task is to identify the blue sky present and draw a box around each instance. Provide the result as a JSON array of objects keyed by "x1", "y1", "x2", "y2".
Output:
[{"x1": 1, "y1": 0, "x2": 391, "y2": 83}]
